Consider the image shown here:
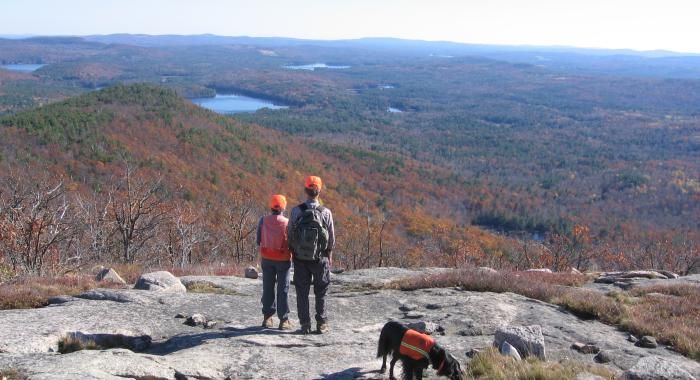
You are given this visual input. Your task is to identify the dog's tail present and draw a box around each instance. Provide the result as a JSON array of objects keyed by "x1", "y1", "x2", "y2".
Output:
[{"x1": 377, "y1": 323, "x2": 391, "y2": 358}]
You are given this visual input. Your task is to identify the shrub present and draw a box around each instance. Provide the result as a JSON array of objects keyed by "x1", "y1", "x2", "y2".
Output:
[
  {"x1": 391, "y1": 268, "x2": 700, "y2": 360},
  {"x1": 466, "y1": 348, "x2": 616, "y2": 380},
  {"x1": 0, "y1": 275, "x2": 125, "y2": 310}
]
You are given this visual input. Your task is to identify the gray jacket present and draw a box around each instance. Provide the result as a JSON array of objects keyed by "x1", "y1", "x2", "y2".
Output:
[{"x1": 287, "y1": 199, "x2": 335, "y2": 255}]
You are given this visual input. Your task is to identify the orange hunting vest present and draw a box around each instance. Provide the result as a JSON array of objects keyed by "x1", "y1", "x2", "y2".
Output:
[
  {"x1": 400, "y1": 329, "x2": 435, "y2": 361},
  {"x1": 260, "y1": 214, "x2": 291, "y2": 261}
]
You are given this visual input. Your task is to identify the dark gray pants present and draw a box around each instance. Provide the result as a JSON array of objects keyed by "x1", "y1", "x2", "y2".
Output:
[
  {"x1": 293, "y1": 257, "x2": 330, "y2": 327},
  {"x1": 261, "y1": 258, "x2": 291, "y2": 321}
]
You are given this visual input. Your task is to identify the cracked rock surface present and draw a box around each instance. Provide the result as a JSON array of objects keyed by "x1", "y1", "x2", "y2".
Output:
[{"x1": 0, "y1": 268, "x2": 698, "y2": 379}]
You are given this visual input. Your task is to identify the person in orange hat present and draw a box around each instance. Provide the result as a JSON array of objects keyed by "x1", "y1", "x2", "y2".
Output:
[
  {"x1": 256, "y1": 194, "x2": 293, "y2": 330},
  {"x1": 288, "y1": 176, "x2": 335, "y2": 334}
]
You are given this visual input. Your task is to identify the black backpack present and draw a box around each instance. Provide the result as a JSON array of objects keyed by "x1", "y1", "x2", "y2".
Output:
[{"x1": 289, "y1": 203, "x2": 329, "y2": 261}]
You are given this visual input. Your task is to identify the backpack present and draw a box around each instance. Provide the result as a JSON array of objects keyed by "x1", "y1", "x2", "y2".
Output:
[{"x1": 289, "y1": 203, "x2": 329, "y2": 261}]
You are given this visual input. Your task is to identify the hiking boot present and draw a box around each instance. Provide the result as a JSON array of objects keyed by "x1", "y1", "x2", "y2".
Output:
[
  {"x1": 300, "y1": 325, "x2": 312, "y2": 335},
  {"x1": 261, "y1": 316, "x2": 275, "y2": 329},
  {"x1": 317, "y1": 322, "x2": 329, "y2": 334},
  {"x1": 279, "y1": 319, "x2": 292, "y2": 330}
]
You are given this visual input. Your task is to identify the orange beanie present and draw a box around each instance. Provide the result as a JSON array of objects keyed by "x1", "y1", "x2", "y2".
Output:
[
  {"x1": 270, "y1": 194, "x2": 287, "y2": 210},
  {"x1": 305, "y1": 176, "x2": 323, "y2": 190}
]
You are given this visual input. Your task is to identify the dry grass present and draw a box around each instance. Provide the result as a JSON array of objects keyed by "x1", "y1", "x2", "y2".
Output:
[
  {"x1": 393, "y1": 269, "x2": 587, "y2": 300},
  {"x1": 184, "y1": 281, "x2": 242, "y2": 295},
  {"x1": 57, "y1": 335, "x2": 100, "y2": 354},
  {"x1": 392, "y1": 269, "x2": 700, "y2": 360},
  {"x1": 57, "y1": 334, "x2": 147, "y2": 354},
  {"x1": 0, "y1": 262, "x2": 248, "y2": 311},
  {"x1": 164, "y1": 263, "x2": 246, "y2": 277},
  {"x1": 108, "y1": 262, "x2": 248, "y2": 284},
  {"x1": 466, "y1": 348, "x2": 617, "y2": 380},
  {"x1": 0, "y1": 276, "x2": 125, "y2": 310},
  {"x1": 0, "y1": 368, "x2": 27, "y2": 380}
]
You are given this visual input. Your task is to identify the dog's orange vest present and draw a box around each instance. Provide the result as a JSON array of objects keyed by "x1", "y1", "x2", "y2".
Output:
[
  {"x1": 400, "y1": 329, "x2": 434, "y2": 361},
  {"x1": 260, "y1": 214, "x2": 291, "y2": 261}
]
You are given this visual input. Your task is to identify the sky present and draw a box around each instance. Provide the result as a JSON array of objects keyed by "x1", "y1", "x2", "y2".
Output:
[{"x1": 1, "y1": 0, "x2": 699, "y2": 53}]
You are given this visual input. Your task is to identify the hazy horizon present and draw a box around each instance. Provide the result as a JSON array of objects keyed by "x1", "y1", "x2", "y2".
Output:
[{"x1": 1, "y1": 0, "x2": 699, "y2": 54}]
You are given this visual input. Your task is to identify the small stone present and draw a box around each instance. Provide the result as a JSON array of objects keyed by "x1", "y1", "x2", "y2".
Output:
[
  {"x1": 500, "y1": 341, "x2": 522, "y2": 360},
  {"x1": 185, "y1": 313, "x2": 207, "y2": 327},
  {"x1": 204, "y1": 321, "x2": 217, "y2": 329},
  {"x1": 628, "y1": 334, "x2": 639, "y2": 343},
  {"x1": 636, "y1": 336, "x2": 658, "y2": 349},
  {"x1": 404, "y1": 312, "x2": 425, "y2": 319},
  {"x1": 244, "y1": 266, "x2": 259, "y2": 279},
  {"x1": 399, "y1": 303, "x2": 418, "y2": 312},
  {"x1": 331, "y1": 268, "x2": 345, "y2": 274},
  {"x1": 571, "y1": 342, "x2": 600, "y2": 354},
  {"x1": 594, "y1": 350, "x2": 613, "y2": 364},
  {"x1": 466, "y1": 348, "x2": 482, "y2": 358},
  {"x1": 425, "y1": 303, "x2": 442, "y2": 310},
  {"x1": 174, "y1": 313, "x2": 187, "y2": 319}
]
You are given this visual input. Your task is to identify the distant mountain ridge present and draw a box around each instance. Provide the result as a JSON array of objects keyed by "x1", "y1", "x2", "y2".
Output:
[{"x1": 1, "y1": 33, "x2": 695, "y2": 79}]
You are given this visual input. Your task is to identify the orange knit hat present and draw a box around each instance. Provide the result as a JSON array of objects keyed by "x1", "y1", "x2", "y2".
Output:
[
  {"x1": 270, "y1": 194, "x2": 287, "y2": 210},
  {"x1": 305, "y1": 176, "x2": 323, "y2": 190}
]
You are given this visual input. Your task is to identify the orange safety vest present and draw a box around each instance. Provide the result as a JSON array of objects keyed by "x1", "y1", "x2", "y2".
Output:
[
  {"x1": 260, "y1": 214, "x2": 291, "y2": 261},
  {"x1": 400, "y1": 329, "x2": 435, "y2": 361}
]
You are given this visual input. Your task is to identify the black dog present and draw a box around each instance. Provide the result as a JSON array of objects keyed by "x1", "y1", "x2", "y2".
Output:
[{"x1": 377, "y1": 321, "x2": 464, "y2": 380}]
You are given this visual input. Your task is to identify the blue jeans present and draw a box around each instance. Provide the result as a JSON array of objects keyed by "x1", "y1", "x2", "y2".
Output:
[
  {"x1": 261, "y1": 258, "x2": 292, "y2": 321},
  {"x1": 293, "y1": 257, "x2": 330, "y2": 327}
]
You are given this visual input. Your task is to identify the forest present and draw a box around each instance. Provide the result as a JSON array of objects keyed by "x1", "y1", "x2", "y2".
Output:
[{"x1": 0, "y1": 36, "x2": 699, "y2": 279}]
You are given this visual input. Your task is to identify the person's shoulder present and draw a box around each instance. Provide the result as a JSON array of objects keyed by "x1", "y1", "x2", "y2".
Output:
[{"x1": 319, "y1": 204, "x2": 333, "y2": 216}]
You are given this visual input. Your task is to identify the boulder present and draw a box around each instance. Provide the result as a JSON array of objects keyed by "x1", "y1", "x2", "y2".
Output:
[
  {"x1": 494, "y1": 325, "x2": 546, "y2": 360},
  {"x1": 571, "y1": 342, "x2": 600, "y2": 354},
  {"x1": 636, "y1": 336, "x2": 658, "y2": 349},
  {"x1": 95, "y1": 268, "x2": 126, "y2": 285},
  {"x1": 570, "y1": 267, "x2": 583, "y2": 275},
  {"x1": 245, "y1": 266, "x2": 259, "y2": 279},
  {"x1": 623, "y1": 356, "x2": 696, "y2": 380},
  {"x1": 525, "y1": 268, "x2": 553, "y2": 273},
  {"x1": 134, "y1": 271, "x2": 186, "y2": 293},
  {"x1": 476, "y1": 267, "x2": 498, "y2": 274},
  {"x1": 596, "y1": 270, "x2": 678, "y2": 284},
  {"x1": 184, "y1": 314, "x2": 207, "y2": 327},
  {"x1": 406, "y1": 321, "x2": 445, "y2": 335},
  {"x1": 595, "y1": 350, "x2": 613, "y2": 364},
  {"x1": 499, "y1": 341, "x2": 522, "y2": 360},
  {"x1": 399, "y1": 303, "x2": 419, "y2": 312}
]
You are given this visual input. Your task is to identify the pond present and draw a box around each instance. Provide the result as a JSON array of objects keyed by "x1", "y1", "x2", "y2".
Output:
[
  {"x1": 283, "y1": 63, "x2": 350, "y2": 71},
  {"x1": 191, "y1": 94, "x2": 288, "y2": 114},
  {"x1": 1, "y1": 64, "x2": 46, "y2": 72}
]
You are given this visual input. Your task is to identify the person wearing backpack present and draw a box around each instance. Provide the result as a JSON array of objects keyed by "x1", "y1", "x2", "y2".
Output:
[
  {"x1": 288, "y1": 176, "x2": 335, "y2": 334},
  {"x1": 257, "y1": 194, "x2": 293, "y2": 330}
]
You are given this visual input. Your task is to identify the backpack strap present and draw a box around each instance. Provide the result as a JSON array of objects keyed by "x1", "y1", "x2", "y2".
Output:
[{"x1": 298, "y1": 203, "x2": 309, "y2": 211}]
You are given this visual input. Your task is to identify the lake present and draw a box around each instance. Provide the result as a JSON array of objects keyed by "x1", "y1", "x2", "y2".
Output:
[
  {"x1": 191, "y1": 94, "x2": 288, "y2": 114},
  {"x1": 283, "y1": 63, "x2": 350, "y2": 71},
  {"x1": 1, "y1": 64, "x2": 46, "y2": 72}
]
